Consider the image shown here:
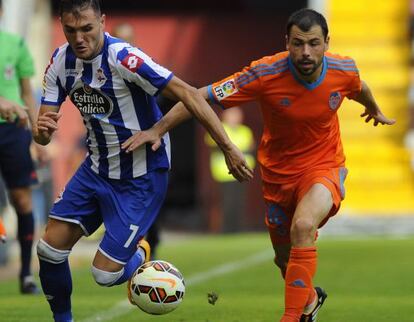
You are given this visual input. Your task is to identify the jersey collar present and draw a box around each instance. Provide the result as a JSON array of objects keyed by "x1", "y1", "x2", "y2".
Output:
[{"x1": 288, "y1": 55, "x2": 327, "y2": 90}]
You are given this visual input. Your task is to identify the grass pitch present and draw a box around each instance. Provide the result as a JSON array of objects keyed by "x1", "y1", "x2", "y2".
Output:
[{"x1": 0, "y1": 233, "x2": 413, "y2": 322}]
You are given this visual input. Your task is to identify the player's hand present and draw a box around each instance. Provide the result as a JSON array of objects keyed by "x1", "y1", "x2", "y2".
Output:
[
  {"x1": 224, "y1": 144, "x2": 254, "y2": 182},
  {"x1": 121, "y1": 128, "x2": 162, "y2": 153},
  {"x1": 360, "y1": 108, "x2": 396, "y2": 126},
  {"x1": 0, "y1": 98, "x2": 29, "y2": 127},
  {"x1": 36, "y1": 111, "x2": 62, "y2": 141}
]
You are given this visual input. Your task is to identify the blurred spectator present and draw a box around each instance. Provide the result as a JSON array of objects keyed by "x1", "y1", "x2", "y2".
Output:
[
  {"x1": 112, "y1": 22, "x2": 135, "y2": 44},
  {"x1": 205, "y1": 107, "x2": 255, "y2": 232},
  {"x1": 0, "y1": 0, "x2": 44, "y2": 294}
]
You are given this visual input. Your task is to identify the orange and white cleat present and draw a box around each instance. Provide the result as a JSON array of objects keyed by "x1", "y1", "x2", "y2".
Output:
[
  {"x1": 0, "y1": 217, "x2": 6, "y2": 243},
  {"x1": 127, "y1": 239, "x2": 151, "y2": 305}
]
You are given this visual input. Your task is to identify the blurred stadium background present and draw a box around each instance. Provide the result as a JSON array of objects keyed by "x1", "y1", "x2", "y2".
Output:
[{"x1": 0, "y1": 0, "x2": 413, "y2": 272}]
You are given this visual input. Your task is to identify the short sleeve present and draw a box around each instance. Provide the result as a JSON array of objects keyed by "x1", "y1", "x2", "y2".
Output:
[
  {"x1": 116, "y1": 47, "x2": 173, "y2": 96},
  {"x1": 16, "y1": 38, "x2": 35, "y2": 78},
  {"x1": 41, "y1": 48, "x2": 66, "y2": 107},
  {"x1": 207, "y1": 60, "x2": 263, "y2": 108},
  {"x1": 345, "y1": 59, "x2": 362, "y2": 99}
]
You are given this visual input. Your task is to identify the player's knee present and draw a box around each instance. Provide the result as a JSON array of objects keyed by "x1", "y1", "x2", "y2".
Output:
[
  {"x1": 91, "y1": 266, "x2": 124, "y2": 287},
  {"x1": 37, "y1": 239, "x2": 71, "y2": 264},
  {"x1": 290, "y1": 218, "x2": 315, "y2": 242}
]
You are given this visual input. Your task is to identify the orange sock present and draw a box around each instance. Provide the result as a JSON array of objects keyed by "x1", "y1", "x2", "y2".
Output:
[{"x1": 280, "y1": 247, "x2": 317, "y2": 322}]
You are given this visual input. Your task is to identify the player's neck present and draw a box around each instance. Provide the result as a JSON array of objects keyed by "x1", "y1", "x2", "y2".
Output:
[{"x1": 299, "y1": 64, "x2": 323, "y2": 84}]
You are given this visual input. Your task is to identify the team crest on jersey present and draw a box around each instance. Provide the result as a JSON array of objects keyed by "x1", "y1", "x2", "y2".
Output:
[
  {"x1": 3, "y1": 64, "x2": 15, "y2": 80},
  {"x1": 69, "y1": 82, "x2": 113, "y2": 118},
  {"x1": 213, "y1": 79, "x2": 238, "y2": 100},
  {"x1": 279, "y1": 98, "x2": 291, "y2": 107},
  {"x1": 328, "y1": 92, "x2": 341, "y2": 110},
  {"x1": 121, "y1": 53, "x2": 144, "y2": 73},
  {"x1": 96, "y1": 68, "x2": 107, "y2": 84}
]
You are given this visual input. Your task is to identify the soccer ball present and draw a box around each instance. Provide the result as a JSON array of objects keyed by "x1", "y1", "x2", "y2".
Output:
[{"x1": 129, "y1": 260, "x2": 185, "y2": 315}]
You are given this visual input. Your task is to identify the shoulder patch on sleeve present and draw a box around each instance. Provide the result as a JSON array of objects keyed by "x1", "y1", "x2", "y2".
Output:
[
  {"x1": 120, "y1": 53, "x2": 144, "y2": 73},
  {"x1": 213, "y1": 79, "x2": 238, "y2": 100}
]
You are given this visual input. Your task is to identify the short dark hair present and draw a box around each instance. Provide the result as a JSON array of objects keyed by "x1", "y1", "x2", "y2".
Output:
[
  {"x1": 0, "y1": 0, "x2": 2, "y2": 9},
  {"x1": 286, "y1": 8, "x2": 329, "y2": 40},
  {"x1": 59, "y1": 0, "x2": 102, "y2": 17}
]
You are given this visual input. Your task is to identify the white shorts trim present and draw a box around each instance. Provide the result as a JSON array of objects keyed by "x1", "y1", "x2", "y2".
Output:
[
  {"x1": 49, "y1": 215, "x2": 90, "y2": 236},
  {"x1": 98, "y1": 246, "x2": 127, "y2": 265}
]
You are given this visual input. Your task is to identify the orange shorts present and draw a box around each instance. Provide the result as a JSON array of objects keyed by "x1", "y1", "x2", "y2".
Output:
[{"x1": 263, "y1": 167, "x2": 348, "y2": 245}]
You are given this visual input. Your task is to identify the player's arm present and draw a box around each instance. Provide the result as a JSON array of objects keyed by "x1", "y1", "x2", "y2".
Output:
[
  {"x1": 145, "y1": 86, "x2": 209, "y2": 140},
  {"x1": 163, "y1": 78, "x2": 252, "y2": 181},
  {"x1": 20, "y1": 78, "x2": 38, "y2": 128},
  {"x1": 121, "y1": 88, "x2": 204, "y2": 152},
  {"x1": 0, "y1": 95, "x2": 28, "y2": 126},
  {"x1": 20, "y1": 77, "x2": 51, "y2": 162},
  {"x1": 352, "y1": 80, "x2": 395, "y2": 126},
  {"x1": 33, "y1": 104, "x2": 62, "y2": 146},
  {"x1": 123, "y1": 77, "x2": 252, "y2": 181}
]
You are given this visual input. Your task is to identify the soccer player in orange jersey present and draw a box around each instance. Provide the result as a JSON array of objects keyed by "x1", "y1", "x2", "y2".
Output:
[{"x1": 122, "y1": 8, "x2": 395, "y2": 322}]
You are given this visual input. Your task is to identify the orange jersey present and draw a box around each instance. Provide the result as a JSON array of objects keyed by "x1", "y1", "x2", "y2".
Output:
[{"x1": 208, "y1": 51, "x2": 362, "y2": 184}]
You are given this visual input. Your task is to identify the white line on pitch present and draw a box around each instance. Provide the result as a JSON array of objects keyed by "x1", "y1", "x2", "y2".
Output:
[{"x1": 80, "y1": 249, "x2": 272, "y2": 322}]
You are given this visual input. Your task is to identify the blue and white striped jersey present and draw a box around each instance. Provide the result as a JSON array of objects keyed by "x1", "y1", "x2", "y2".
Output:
[{"x1": 41, "y1": 33, "x2": 172, "y2": 179}]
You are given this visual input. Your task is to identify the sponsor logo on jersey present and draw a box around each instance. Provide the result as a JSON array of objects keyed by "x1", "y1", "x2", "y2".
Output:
[
  {"x1": 328, "y1": 91, "x2": 341, "y2": 110},
  {"x1": 121, "y1": 53, "x2": 144, "y2": 73},
  {"x1": 213, "y1": 79, "x2": 238, "y2": 100},
  {"x1": 69, "y1": 83, "x2": 113, "y2": 118}
]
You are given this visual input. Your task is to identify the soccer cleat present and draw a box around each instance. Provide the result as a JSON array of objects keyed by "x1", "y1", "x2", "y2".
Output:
[
  {"x1": 137, "y1": 239, "x2": 151, "y2": 263},
  {"x1": 127, "y1": 239, "x2": 151, "y2": 305},
  {"x1": 20, "y1": 275, "x2": 41, "y2": 295},
  {"x1": 300, "y1": 287, "x2": 327, "y2": 322}
]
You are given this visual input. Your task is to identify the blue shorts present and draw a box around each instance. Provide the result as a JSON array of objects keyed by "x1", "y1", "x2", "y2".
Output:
[
  {"x1": 50, "y1": 162, "x2": 168, "y2": 264},
  {"x1": 0, "y1": 123, "x2": 35, "y2": 189}
]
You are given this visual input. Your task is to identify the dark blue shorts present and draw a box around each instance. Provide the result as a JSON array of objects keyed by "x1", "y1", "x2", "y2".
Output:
[
  {"x1": 50, "y1": 161, "x2": 168, "y2": 264},
  {"x1": 0, "y1": 123, "x2": 35, "y2": 189}
]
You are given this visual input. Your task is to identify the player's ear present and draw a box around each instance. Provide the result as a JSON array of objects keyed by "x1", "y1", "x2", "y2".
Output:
[
  {"x1": 100, "y1": 14, "x2": 106, "y2": 28},
  {"x1": 285, "y1": 34, "x2": 289, "y2": 51},
  {"x1": 325, "y1": 35, "x2": 330, "y2": 51}
]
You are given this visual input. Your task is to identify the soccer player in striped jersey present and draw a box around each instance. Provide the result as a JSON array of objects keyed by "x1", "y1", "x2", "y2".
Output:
[
  {"x1": 126, "y1": 8, "x2": 395, "y2": 322},
  {"x1": 33, "y1": 1, "x2": 252, "y2": 321}
]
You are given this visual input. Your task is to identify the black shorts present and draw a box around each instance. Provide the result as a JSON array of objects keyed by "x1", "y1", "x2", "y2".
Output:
[{"x1": 0, "y1": 123, "x2": 36, "y2": 189}]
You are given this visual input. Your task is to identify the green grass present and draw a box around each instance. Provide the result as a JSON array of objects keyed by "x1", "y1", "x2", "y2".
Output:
[{"x1": 1, "y1": 233, "x2": 413, "y2": 321}]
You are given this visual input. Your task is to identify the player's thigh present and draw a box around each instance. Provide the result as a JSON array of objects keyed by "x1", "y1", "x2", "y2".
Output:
[
  {"x1": 294, "y1": 167, "x2": 347, "y2": 228},
  {"x1": 50, "y1": 162, "x2": 103, "y2": 237},
  {"x1": 42, "y1": 218, "x2": 84, "y2": 250},
  {"x1": 294, "y1": 183, "x2": 333, "y2": 227},
  {"x1": 95, "y1": 169, "x2": 168, "y2": 269}
]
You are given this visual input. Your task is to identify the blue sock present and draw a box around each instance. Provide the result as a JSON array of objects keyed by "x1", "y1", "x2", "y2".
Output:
[
  {"x1": 112, "y1": 250, "x2": 144, "y2": 285},
  {"x1": 39, "y1": 258, "x2": 73, "y2": 322},
  {"x1": 17, "y1": 212, "x2": 34, "y2": 279}
]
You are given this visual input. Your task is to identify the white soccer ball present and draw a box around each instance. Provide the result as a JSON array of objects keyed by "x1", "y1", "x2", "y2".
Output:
[{"x1": 129, "y1": 260, "x2": 185, "y2": 315}]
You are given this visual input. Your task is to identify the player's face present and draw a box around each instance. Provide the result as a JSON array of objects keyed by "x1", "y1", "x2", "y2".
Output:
[
  {"x1": 61, "y1": 7, "x2": 105, "y2": 60},
  {"x1": 286, "y1": 25, "x2": 329, "y2": 82}
]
